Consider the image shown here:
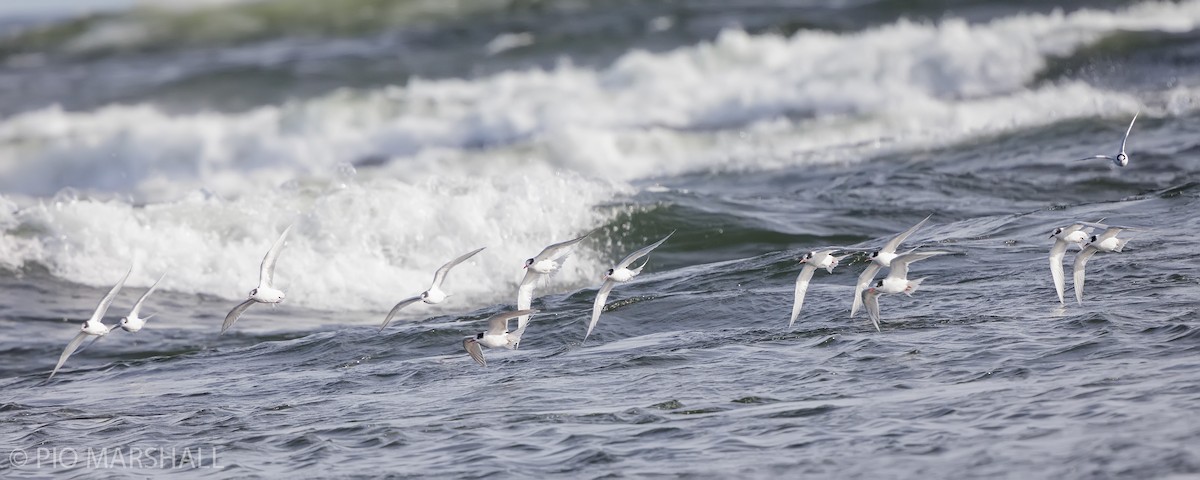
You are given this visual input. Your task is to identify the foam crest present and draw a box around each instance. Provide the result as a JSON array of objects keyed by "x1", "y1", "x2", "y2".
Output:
[
  {"x1": 3, "y1": 2, "x2": 1200, "y2": 199},
  {"x1": 2, "y1": 3, "x2": 1200, "y2": 301},
  {"x1": 0, "y1": 168, "x2": 628, "y2": 313}
]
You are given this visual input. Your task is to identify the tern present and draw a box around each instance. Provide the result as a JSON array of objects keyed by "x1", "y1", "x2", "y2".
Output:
[
  {"x1": 586, "y1": 231, "x2": 674, "y2": 341},
  {"x1": 863, "y1": 251, "x2": 948, "y2": 332},
  {"x1": 1072, "y1": 226, "x2": 1131, "y2": 305},
  {"x1": 515, "y1": 230, "x2": 594, "y2": 347},
  {"x1": 223, "y1": 225, "x2": 293, "y2": 335},
  {"x1": 789, "y1": 248, "x2": 862, "y2": 327},
  {"x1": 119, "y1": 272, "x2": 166, "y2": 332},
  {"x1": 462, "y1": 309, "x2": 538, "y2": 367},
  {"x1": 1078, "y1": 112, "x2": 1138, "y2": 167},
  {"x1": 379, "y1": 247, "x2": 486, "y2": 332},
  {"x1": 851, "y1": 214, "x2": 932, "y2": 318},
  {"x1": 1048, "y1": 221, "x2": 1105, "y2": 305},
  {"x1": 49, "y1": 266, "x2": 131, "y2": 378}
]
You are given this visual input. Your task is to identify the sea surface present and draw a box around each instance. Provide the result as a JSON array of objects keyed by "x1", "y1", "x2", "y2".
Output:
[{"x1": 1, "y1": 0, "x2": 1199, "y2": 477}]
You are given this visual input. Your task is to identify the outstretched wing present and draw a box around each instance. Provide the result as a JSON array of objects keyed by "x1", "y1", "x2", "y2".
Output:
[
  {"x1": 129, "y1": 272, "x2": 166, "y2": 319},
  {"x1": 1049, "y1": 240, "x2": 1069, "y2": 305},
  {"x1": 881, "y1": 214, "x2": 932, "y2": 255},
  {"x1": 585, "y1": 280, "x2": 616, "y2": 341},
  {"x1": 1095, "y1": 227, "x2": 1126, "y2": 244},
  {"x1": 535, "y1": 229, "x2": 595, "y2": 263},
  {"x1": 1058, "y1": 224, "x2": 1084, "y2": 237},
  {"x1": 1120, "y1": 111, "x2": 1138, "y2": 153},
  {"x1": 75, "y1": 327, "x2": 117, "y2": 355},
  {"x1": 515, "y1": 273, "x2": 539, "y2": 337},
  {"x1": 90, "y1": 266, "x2": 132, "y2": 323},
  {"x1": 616, "y1": 231, "x2": 675, "y2": 270},
  {"x1": 487, "y1": 309, "x2": 539, "y2": 335},
  {"x1": 379, "y1": 296, "x2": 422, "y2": 332},
  {"x1": 49, "y1": 331, "x2": 90, "y2": 379},
  {"x1": 1072, "y1": 246, "x2": 1099, "y2": 305},
  {"x1": 887, "y1": 251, "x2": 950, "y2": 281},
  {"x1": 260, "y1": 225, "x2": 293, "y2": 288},
  {"x1": 463, "y1": 338, "x2": 486, "y2": 367},
  {"x1": 1077, "y1": 155, "x2": 1114, "y2": 162},
  {"x1": 789, "y1": 265, "x2": 817, "y2": 327},
  {"x1": 221, "y1": 299, "x2": 256, "y2": 335},
  {"x1": 864, "y1": 290, "x2": 882, "y2": 332},
  {"x1": 851, "y1": 263, "x2": 882, "y2": 318},
  {"x1": 431, "y1": 247, "x2": 486, "y2": 289}
]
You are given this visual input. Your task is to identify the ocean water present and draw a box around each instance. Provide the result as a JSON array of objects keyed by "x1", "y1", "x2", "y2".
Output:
[{"x1": 2, "y1": 0, "x2": 1200, "y2": 477}]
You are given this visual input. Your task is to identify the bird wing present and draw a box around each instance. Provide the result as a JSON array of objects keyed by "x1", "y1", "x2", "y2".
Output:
[
  {"x1": 535, "y1": 229, "x2": 595, "y2": 263},
  {"x1": 1095, "y1": 227, "x2": 1126, "y2": 244},
  {"x1": 616, "y1": 231, "x2": 675, "y2": 270},
  {"x1": 585, "y1": 280, "x2": 616, "y2": 341},
  {"x1": 1120, "y1": 111, "x2": 1138, "y2": 153},
  {"x1": 487, "y1": 309, "x2": 538, "y2": 335},
  {"x1": 431, "y1": 247, "x2": 486, "y2": 289},
  {"x1": 1072, "y1": 246, "x2": 1099, "y2": 305},
  {"x1": 129, "y1": 272, "x2": 166, "y2": 319},
  {"x1": 515, "y1": 273, "x2": 539, "y2": 336},
  {"x1": 864, "y1": 290, "x2": 882, "y2": 332},
  {"x1": 260, "y1": 225, "x2": 293, "y2": 288},
  {"x1": 1060, "y1": 224, "x2": 1085, "y2": 236},
  {"x1": 851, "y1": 263, "x2": 882, "y2": 318},
  {"x1": 463, "y1": 338, "x2": 486, "y2": 367},
  {"x1": 1076, "y1": 221, "x2": 1109, "y2": 232},
  {"x1": 74, "y1": 327, "x2": 118, "y2": 355},
  {"x1": 1049, "y1": 240, "x2": 1069, "y2": 305},
  {"x1": 887, "y1": 251, "x2": 949, "y2": 281},
  {"x1": 789, "y1": 265, "x2": 817, "y2": 327},
  {"x1": 1077, "y1": 155, "x2": 1114, "y2": 162},
  {"x1": 89, "y1": 266, "x2": 132, "y2": 324},
  {"x1": 881, "y1": 214, "x2": 932, "y2": 254},
  {"x1": 379, "y1": 296, "x2": 422, "y2": 332},
  {"x1": 221, "y1": 299, "x2": 256, "y2": 335},
  {"x1": 50, "y1": 331, "x2": 90, "y2": 379}
]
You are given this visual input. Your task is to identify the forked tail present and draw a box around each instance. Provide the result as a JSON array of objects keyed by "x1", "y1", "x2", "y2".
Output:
[{"x1": 904, "y1": 277, "x2": 928, "y2": 296}]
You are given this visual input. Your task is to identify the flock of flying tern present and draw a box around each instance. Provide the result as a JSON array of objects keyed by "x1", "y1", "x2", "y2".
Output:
[
  {"x1": 50, "y1": 266, "x2": 167, "y2": 379},
  {"x1": 516, "y1": 230, "x2": 593, "y2": 348},
  {"x1": 45, "y1": 111, "x2": 1146, "y2": 378}
]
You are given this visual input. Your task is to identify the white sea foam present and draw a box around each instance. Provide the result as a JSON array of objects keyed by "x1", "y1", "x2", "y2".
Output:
[
  {"x1": 0, "y1": 167, "x2": 630, "y2": 313},
  {"x1": 4, "y1": 2, "x2": 1200, "y2": 198},
  {"x1": 2, "y1": 2, "x2": 1200, "y2": 308}
]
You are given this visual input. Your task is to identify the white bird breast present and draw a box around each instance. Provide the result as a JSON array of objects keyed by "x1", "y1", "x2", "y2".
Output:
[
  {"x1": 122, "y1": 317, "x2": 145, "y2": 332},
  {"x1": 81, "y1": 320, "x2": 109, "y2": 335},
  {"x1": 607, "y1": 268, "x2": 636, "y2": 282},
  {"x1": 252, "y1": 287, "x2": 286, "y2": 303},
  {"x1": 873, "y1": 251, "x2": 898, "y2": 267},
  {"x1": 479, "y1": 333, "x2": 510, "y2": 348},
  {"x1": 1093, "y1": 237, "x2": 1122, "y2": 252},
  {"x1": 878, "y1": 277, "x2": 910, "y2": 294},
  {"x1": 423, "y1": 289, "x2": 447, "y2": 304},
  {"x1": 1062, "y1": 231, "x2": 1088, "y2": 244},
  {"x1": 529, "y1": 260, "x2": 560, "y2": 274}
]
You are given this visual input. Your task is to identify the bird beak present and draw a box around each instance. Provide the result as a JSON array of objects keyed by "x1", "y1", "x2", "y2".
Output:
[
  {"x1": 798, "y1": 258, "x2": 807, "y2": 264},
  {"x1": 1048, "y1": 234, "x2": 1055, "y2": 239}
]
